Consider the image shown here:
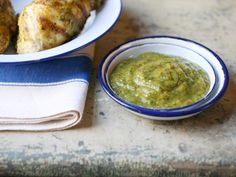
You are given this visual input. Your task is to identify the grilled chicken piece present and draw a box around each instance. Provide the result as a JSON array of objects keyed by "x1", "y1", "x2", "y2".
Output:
[
  {"x1": 0, "y1": 0, "x2": 17, "y2": 53},
  {"x1": 17, "y1": 0, "x2": 102, "y2": 54}
]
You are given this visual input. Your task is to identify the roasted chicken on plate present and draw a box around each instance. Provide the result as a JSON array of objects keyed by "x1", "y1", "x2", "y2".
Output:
[
  {"x1": 17, "y1": 0, "x2": 102, "y2": 54},
  {"x1": 0, "y1": 0, "x2": 17, "y2": 53}
]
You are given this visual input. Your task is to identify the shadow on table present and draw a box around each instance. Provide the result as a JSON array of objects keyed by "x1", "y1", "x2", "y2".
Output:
[
  {"x1": 72, "y1": 9, "x2": 147, "y2": 129},
  {"x1": 72, "y1": 71, "x2": 97, "y2": 129},
  {"x1": 95, "y1": 9, "x2": 152, "y2": 65},
  {"x1": 72, "y1": 9, "x2": 150, "y2": 129},
  {"x1": 152, "y1": 75, "x2": 236, "y2": 130}
]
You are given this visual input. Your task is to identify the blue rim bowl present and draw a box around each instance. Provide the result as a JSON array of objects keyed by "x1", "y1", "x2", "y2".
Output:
[
  {"x1": 98, "y1": 36, "x2": 229, "y2": 120},
  {"x1": 0, "y1": 0, "x2": 122, "y2": 64}
]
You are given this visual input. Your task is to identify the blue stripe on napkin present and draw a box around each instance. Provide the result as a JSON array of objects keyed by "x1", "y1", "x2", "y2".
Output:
[{"x1": 0, "y1": 56, "x2": 92, "y2": 84}]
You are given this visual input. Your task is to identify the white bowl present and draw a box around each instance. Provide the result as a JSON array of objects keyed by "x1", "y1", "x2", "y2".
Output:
[
  {"x1": 98, "y1": 36, "x2": 229, "y2": 120},
  {"x1": 0, "y1": 0, "x2": 122, "y2": 63}
]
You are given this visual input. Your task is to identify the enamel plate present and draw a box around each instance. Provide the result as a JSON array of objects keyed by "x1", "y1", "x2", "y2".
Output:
[
  {"x1": 0, "y1": 0, "x2": 122, "y2": 63},
  {"x1": 98, "y1": 36, "x2": 229, "y2": 120}
]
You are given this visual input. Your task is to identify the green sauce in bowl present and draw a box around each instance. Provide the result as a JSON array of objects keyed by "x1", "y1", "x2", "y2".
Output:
[{"x1": 109, "y1": 52, "x2": 210, "y2": 109}]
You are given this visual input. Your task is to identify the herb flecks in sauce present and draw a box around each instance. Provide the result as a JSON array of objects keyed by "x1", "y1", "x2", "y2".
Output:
[{"x1": 110, "y1": 52, "x2": 210, "y2": 108}]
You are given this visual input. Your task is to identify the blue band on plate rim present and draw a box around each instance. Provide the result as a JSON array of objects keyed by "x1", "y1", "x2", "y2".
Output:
[{"x1": 98, "y1": 36, "x2": 229, "y2": 117}]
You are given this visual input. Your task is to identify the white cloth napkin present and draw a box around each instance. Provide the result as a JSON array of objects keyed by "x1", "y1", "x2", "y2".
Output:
[{"x1": 0, "y1": 44, "x2": 95, "y2": 131}]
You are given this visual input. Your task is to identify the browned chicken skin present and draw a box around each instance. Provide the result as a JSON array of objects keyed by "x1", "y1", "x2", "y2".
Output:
[
  {"x1": 17, "y1": 0, "x2": 102, "y2": 54},
  {"x1": 0, "y1": 0, "x2": 17, "y2": 53}
]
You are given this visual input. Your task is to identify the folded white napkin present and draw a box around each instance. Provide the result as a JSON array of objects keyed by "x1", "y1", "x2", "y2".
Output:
[{"x1": 0, "y1": 44, "x2": 94, "y2": 131}]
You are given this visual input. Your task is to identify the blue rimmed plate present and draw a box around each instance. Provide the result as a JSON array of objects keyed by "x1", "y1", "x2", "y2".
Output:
[
  {"x1": 0, "y1": 0, "x2": 122, "y2": 63},
  {"x1": 98, "y1": 36, "x2": 229, "y2": 120}
]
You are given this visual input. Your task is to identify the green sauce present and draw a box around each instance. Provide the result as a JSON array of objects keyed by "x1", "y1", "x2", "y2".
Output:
[{"x1": 109, "y1": 52, "x2": 210, "y2": 108}]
